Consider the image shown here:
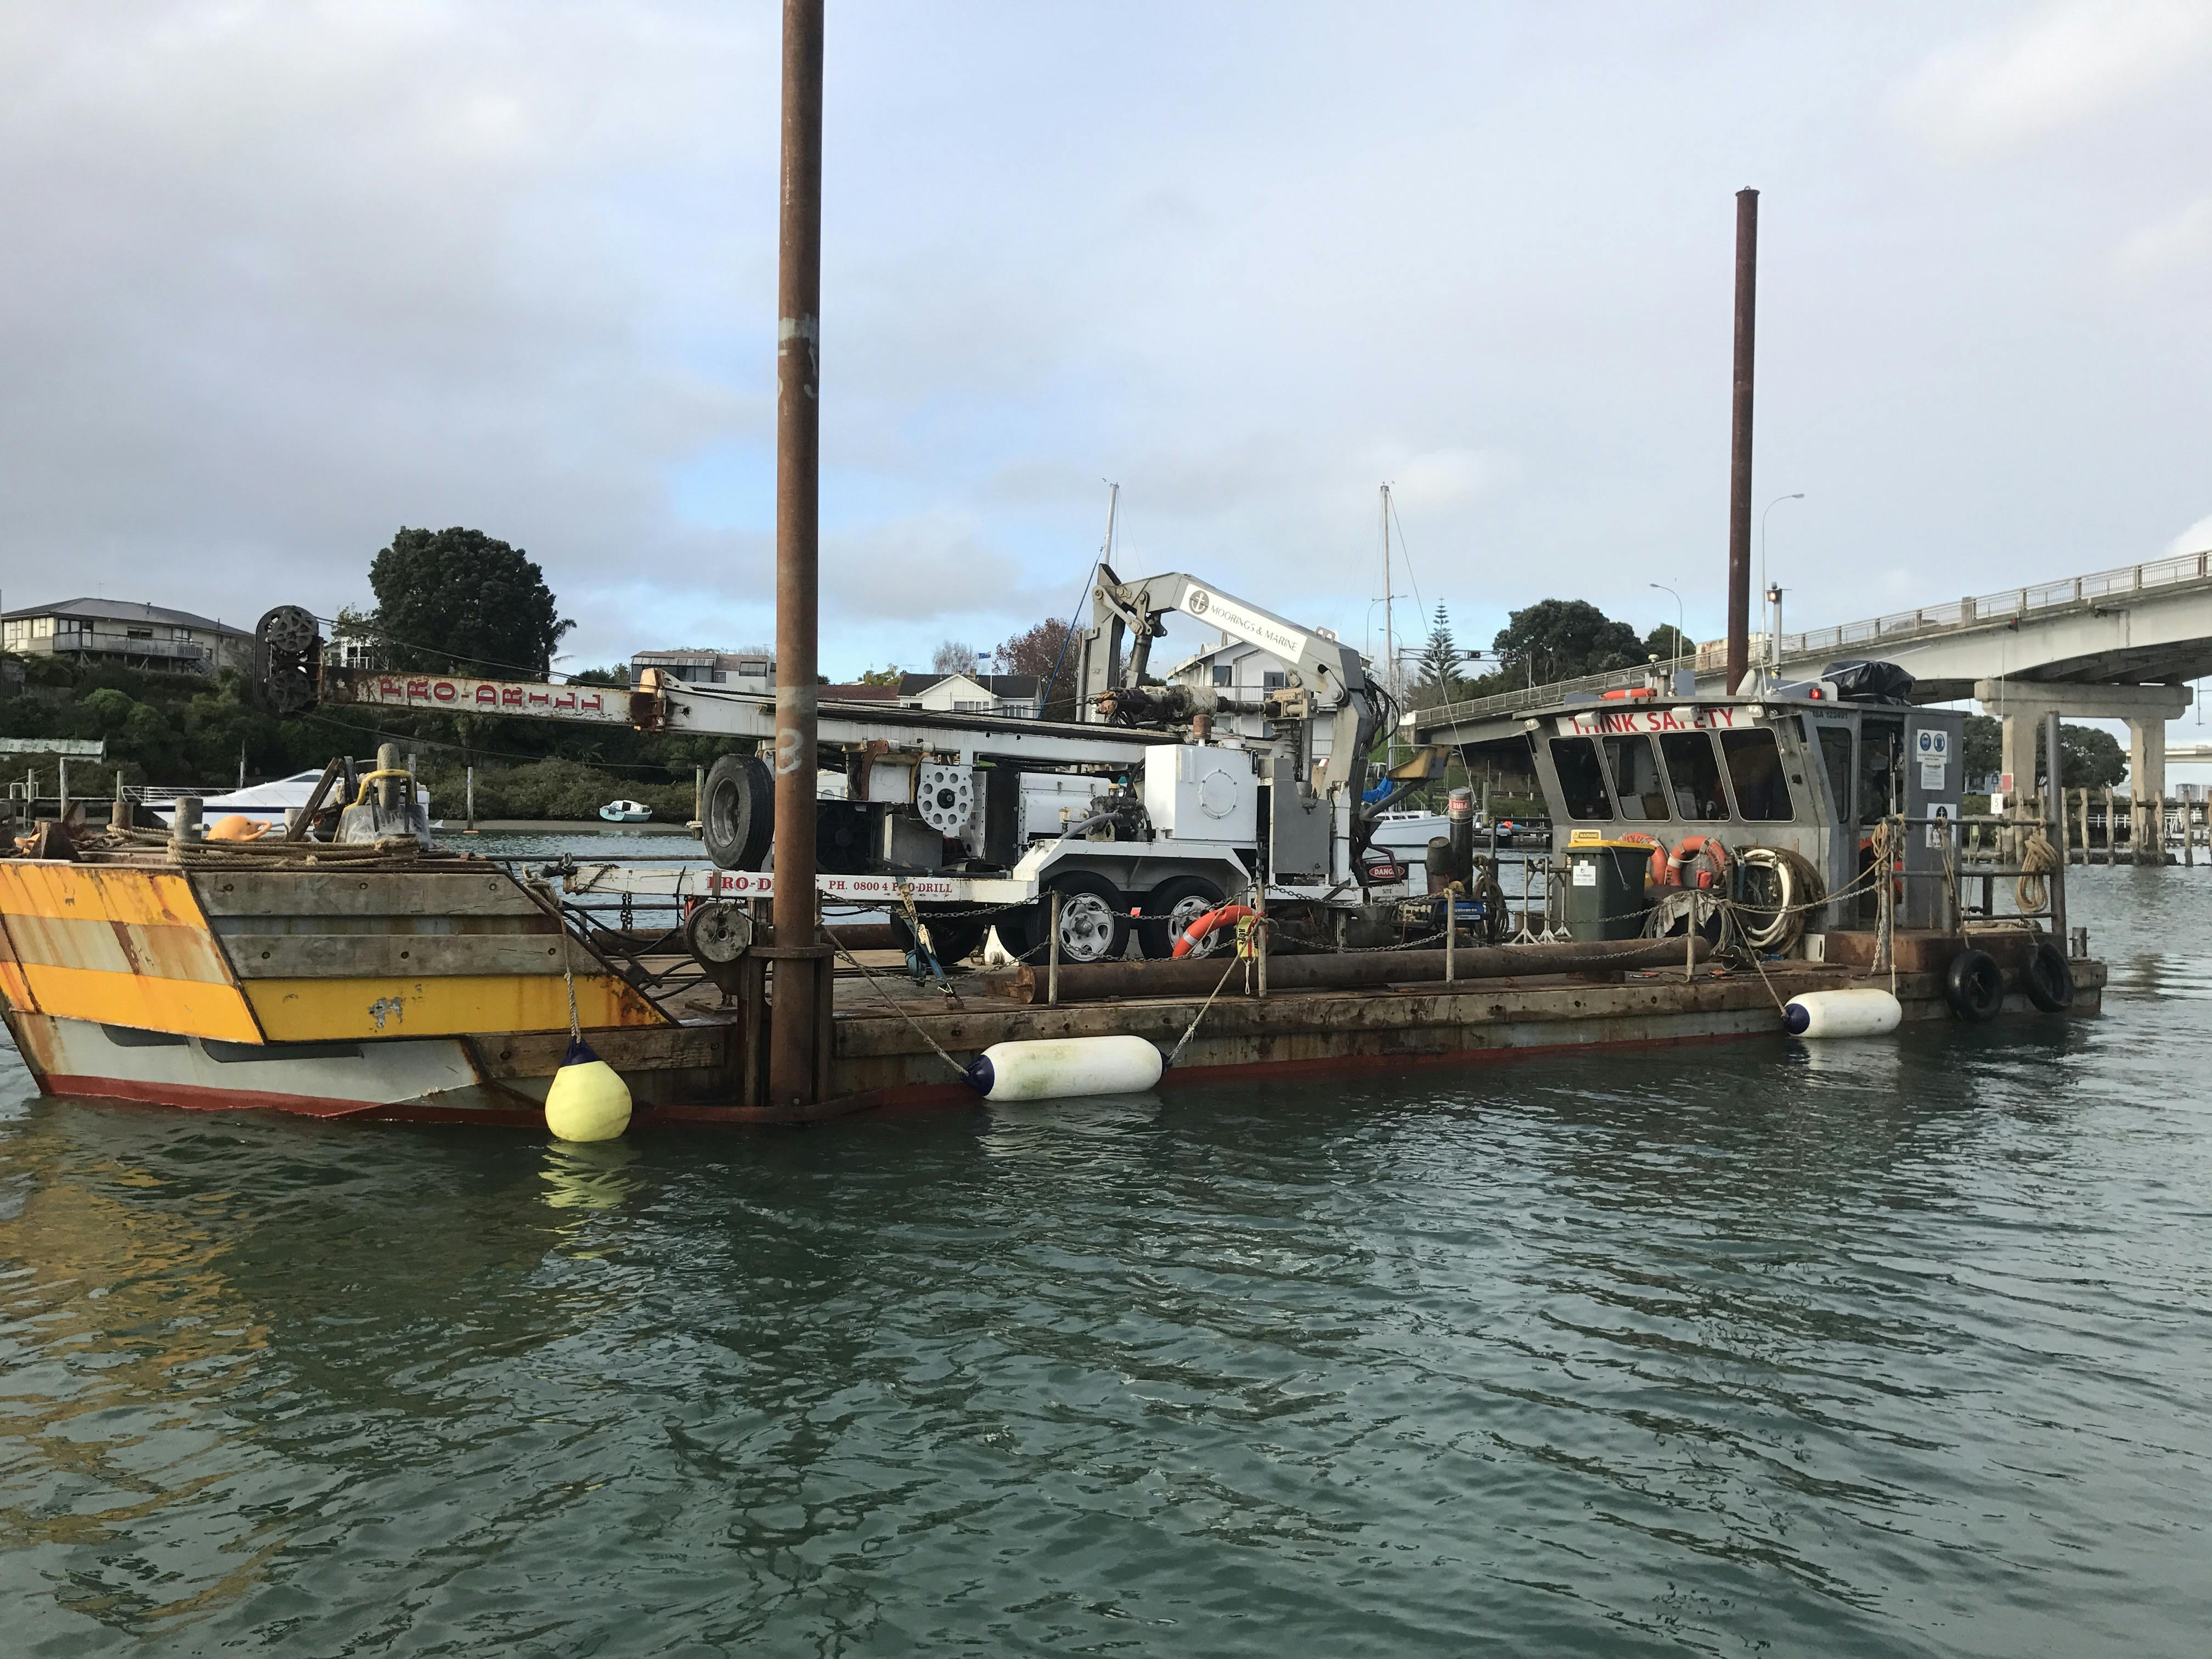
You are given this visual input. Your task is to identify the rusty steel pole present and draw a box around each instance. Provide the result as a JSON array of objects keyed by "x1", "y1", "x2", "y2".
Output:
[
  {"x1": 768, "y1": 0, "x2": 825, "y2": 1111},
  {"x1": 1724, "y1": 187, "x2": 1758, "y2": 696}
]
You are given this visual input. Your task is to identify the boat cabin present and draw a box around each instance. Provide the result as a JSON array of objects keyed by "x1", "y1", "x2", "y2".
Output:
[{"x1": 1446, "y1": 684, "x2": 1962, "y2": 932}]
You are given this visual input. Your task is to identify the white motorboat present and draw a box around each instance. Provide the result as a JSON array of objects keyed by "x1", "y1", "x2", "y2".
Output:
[
  {"x1": 141, "y1": 770, "x2": 435, "y2": 833},
  {"x1": 598, "y1": 799, "x2": 652, "y2": 823}
]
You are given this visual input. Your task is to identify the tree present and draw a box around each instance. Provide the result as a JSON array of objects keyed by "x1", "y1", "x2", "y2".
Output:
[
  {"x1": 366, "y1": 526, "x2": 573, "y2": 676},
  {"x1": 998, "y1": 616, "x2": 1079, "y2": 720},
  {"x1": 2056, "y1": 724, "x2": 2128, "y2": 791},
  {"x1": 1491, "y1": 599, "x2": 1645, "y2": 685},
  {"x1": 1957, "y1": 714, "x2": 2126, "y2": 792},
  {"x1": 1412, "y1": 603, "x2": 1465, "y2": 706},
  {"x1": 1644, "y1": 623, "x2": 1694, "y2": 668},
  {"x1": 857, "y1": 665, "x2": 901, "y2": 686},
  {"x1": 931, "y1": 639, "x2": 979, "y2": 676}
]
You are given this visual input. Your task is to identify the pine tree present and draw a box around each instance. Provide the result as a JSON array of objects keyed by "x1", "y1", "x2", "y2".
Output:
[{"x1": 1417, "y1": 602, "x2": 1461, "y2": 695}]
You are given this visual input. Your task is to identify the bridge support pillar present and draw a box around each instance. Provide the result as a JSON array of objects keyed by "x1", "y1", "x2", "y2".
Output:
[
  {"x1": 2128, "y1": 719, "x2": 2168, "y2": 864},
  {"x1": 1975, "y1": 681, "x2": 2191, "y2": 859},
  {"x1": 1999, "y1": 712, "x2": 2036, "y2": 799}
]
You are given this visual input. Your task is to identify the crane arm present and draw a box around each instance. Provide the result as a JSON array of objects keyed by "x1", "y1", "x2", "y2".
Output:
[
  {"x1": 1084, "y1": 567, "x2": 1368, "y2": 705},
  {"x1": 1076, "y1": 566, "x2": 1380, "y2": 826}
]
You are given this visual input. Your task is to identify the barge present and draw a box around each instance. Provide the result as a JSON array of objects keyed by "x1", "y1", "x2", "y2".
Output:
[{"x1": 0, "y1": 654, "x2": 2101, "y2": 1127}]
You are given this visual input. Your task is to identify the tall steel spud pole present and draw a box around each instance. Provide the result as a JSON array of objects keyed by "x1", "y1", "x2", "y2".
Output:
[
  {"x1": 1724, "y1": 187, "x2": 1758, "y2": 696},
  {"x1": 770, "y1": 0, "x2": 825, "y2": 1110}
]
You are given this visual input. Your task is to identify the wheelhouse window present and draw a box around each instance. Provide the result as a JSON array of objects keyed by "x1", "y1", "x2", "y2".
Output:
[
  {"x1": 1859, "y1": 717, "x2": 1904, "y2": 825},
  {"x1": 1812, "y1": 721, "x2": 1853, "y2": 821},
  {"x1": 1600, "y1": 735, "x2": 1671, "y2": 821},
  {"x1": 1657, "y1": 732, "x2": 1730, "y2": 820},
  {"x1": 1720, "y1": 729, "x2": 1795, "y2": 821},
  {"x1": 1548, "y1": 736, "x2": 1613, "y2": 820}
]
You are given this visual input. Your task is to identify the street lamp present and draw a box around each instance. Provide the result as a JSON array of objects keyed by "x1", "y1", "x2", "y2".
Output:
[
  {"x1": 1649, "y1": 581, "x2": 1685, "y2": 684},
  {"x1": 1759, "y1": 492, "x2": 1804, "y2": 602}
]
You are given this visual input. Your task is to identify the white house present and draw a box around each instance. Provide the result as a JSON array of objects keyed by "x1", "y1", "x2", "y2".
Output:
[
  {"x1": 897, "y1": 673, "x2": 1040, "y2": 718},
  {"x1": 1167, "y1": 638, "x2": 1299, "y2": 699}
]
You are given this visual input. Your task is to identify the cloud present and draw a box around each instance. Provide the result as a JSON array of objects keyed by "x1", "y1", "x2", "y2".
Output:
[
  {"x1": 2116, "y1": 196, "x2": 2212, "y2": 279},
  {"x1": 0, "y1": 2, "x2": 2207, "y2": 682},
  {"x1": 2170, "y1": 514, "x2": 2212, "y2": 557},
  {"x1": 1892, "y1": 1, "x2": 2212, "y2": 159}
]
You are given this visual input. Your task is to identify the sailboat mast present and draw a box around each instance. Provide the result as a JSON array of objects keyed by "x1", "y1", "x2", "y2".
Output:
[{"x1": 1381, "y1": 482, "x2": 1395, "y2": 768}]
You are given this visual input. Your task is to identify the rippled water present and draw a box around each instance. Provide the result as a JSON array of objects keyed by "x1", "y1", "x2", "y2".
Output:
[{"x1": 3, "y1": 869, "x2": 2209, "y2": 1655}]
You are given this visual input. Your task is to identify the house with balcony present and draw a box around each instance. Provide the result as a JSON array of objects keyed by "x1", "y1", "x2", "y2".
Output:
[
  {"x1": 1, "y1": 599, "x2": 253, "y2": 675},
  {"x1": 629, "y1": 648, "x2": 775, "y2": 689}
]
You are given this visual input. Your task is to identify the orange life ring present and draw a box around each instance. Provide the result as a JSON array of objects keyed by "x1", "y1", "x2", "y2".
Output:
[
  {"x1": 1615, "y1": 830, "x2": 1673, "y2": 889},
  {"x1": 1667, "y1": 834, "x2": 1729, "y2": 891},
  {"x1": 1171, "y1": 904, "x2": 1254, "y2": 958}
]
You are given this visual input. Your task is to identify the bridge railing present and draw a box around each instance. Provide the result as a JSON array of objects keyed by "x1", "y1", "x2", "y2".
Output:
[
  {"x1": 1772, "y1": 547, "x2": 2212, "y2": 662},
  {"x1": 1415, "y1": 545, "x2": 2212, "y2": 733}
]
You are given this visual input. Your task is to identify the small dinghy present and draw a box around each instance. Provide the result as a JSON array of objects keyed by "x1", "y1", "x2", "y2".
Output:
[{"x1": 597, "y1": 799, "x2": 652, "y2": 823}]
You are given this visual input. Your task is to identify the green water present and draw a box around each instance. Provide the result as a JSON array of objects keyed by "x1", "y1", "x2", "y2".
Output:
[{"x1": 3, "y1": 870, "x2": 2208, "y2": 1655}]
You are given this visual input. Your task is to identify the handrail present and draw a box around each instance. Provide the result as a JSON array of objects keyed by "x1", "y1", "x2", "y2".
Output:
[{"x1": 1417, "y1": 545, "x2": 2212, "y2": 731}]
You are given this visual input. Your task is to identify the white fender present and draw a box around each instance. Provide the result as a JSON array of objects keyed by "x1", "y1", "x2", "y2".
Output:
[
  {"x1": 1784, "y1": 988, "x2": 1902, "y2": 1039},
  {"x1": 963, "y1": 1035, "x2": 1165, "y2": 1102}
]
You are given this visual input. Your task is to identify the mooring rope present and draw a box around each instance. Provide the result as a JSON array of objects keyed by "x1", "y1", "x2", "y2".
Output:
[
  {"x1": 1165, "y1": 952, "x2": 1245, "y2": 1069},
  {"x1": 827, "y1": 933, "x2": 971, "y2": 1081}
]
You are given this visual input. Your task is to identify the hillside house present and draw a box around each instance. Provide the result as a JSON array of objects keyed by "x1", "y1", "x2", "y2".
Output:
[{"x1": 1, "y1": 599, "x2": 253, "y2": 675}]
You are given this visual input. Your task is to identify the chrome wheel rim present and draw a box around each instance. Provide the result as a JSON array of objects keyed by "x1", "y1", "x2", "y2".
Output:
[
  {"x1": 1056, "y1": 892, "x2": 1118, "y2": 962},
  {"x1": 1169, "y1": 893, "x2": 1226, "y2": 957}
]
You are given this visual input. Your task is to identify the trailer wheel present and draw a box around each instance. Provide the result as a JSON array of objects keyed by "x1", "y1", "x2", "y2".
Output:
[
  {"x1": 701, "y1": 753, "x2": 774, "y2": 871},
  {"x1": 894, "y1": 909, "x2": 987, "y2": 967},
  {"x1": 1137, "y1": 875, "x2": 1228, "y2": 960},
  {"x1": 1001, "y1": 872, "x2": 1129, "y2": 964}
]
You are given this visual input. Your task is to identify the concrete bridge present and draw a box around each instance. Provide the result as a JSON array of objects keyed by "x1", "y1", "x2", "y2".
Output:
[{"x1": 1414, "y1": 545, "x2": 2211, "y2": 799}]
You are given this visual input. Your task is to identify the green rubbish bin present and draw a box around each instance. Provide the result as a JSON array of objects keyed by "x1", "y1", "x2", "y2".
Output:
[{"x1": 1564, "y1": 840, "x2": 1651, "y2": 942}]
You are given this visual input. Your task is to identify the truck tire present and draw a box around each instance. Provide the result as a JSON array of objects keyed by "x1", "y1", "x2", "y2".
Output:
[
  {"x1": 1000, "y1": 872, "x2": 1130, "y2": 964},
  {"x1": 2023, "y1": 940, "x2": 2074, "y2": 1012},
  {"x1": 701, "y1": 753, "x2": 773, "y2": 871},
  {"x1": 1137, "y1": 874, "x2": 1228, "y2": 960},
  {"x1": 1943, "y1": 947, "x2": 2005, "y2": 1023},
  {"x1": 895, "y1": 908, "x2": 988, "y2": 967}
]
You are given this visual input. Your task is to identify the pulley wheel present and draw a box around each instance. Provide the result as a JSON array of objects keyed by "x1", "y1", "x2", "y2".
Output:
[
  {"x1": 684, "y1": 899, "x2": 754, "y2": 965},
  {"x1": 257, "y1": 605, "x2": 321, "y2": 658}
]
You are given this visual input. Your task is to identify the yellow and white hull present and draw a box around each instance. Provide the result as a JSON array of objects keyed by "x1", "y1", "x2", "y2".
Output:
[{"x1": 0, "y1": 858, "x2": 717, "y2": 1121}]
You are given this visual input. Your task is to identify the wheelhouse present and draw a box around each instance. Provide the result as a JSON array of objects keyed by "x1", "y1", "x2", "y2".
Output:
[{"x1": 1456, "y1": 687, "x2": 1964, "y2": 933}]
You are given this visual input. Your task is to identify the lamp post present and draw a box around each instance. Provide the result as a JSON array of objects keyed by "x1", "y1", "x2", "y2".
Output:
[
  {"x1": 1759, "y1": 492, "x2": 1804, "y2": 608},
  {"x1": 1649, "y1": 582, "x2": 1685, "y2": 684}
]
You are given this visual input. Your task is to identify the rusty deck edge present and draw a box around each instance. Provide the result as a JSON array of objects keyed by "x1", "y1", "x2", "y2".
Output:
[{"x1": 8, "y1": 979, "x2": 2104, "y2": 1130}]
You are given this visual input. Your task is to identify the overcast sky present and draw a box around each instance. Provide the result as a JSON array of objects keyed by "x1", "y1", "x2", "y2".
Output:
[{"x1": 4, "y1": 2, "x2": 2208, "y2": 712}]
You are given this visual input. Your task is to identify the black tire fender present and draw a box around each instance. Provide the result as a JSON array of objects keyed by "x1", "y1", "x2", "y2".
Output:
[
  {"x1": 2024, "y1": 940, "x2": 2074, "y2": 1012},
  {"x1": 1943, "y1": 946, "x2": 2005, "y2": 1023}
]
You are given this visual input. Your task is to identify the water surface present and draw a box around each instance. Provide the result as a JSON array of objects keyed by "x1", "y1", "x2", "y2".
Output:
[{"x1": 2, "y1": 868, "x2": 2207, "y2": 1655}]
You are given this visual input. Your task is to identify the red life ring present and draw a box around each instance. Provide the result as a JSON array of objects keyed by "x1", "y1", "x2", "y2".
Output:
[
  {"x1": 1667, "y1": 834, "x2": 1729, "y2": 890},
  {"x1": 1171, "y1": 904, "x2": 1254, "y2": 958},
  {"x1": 1614, "y1": 830, "x2": 1673, "y2": 889}
]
